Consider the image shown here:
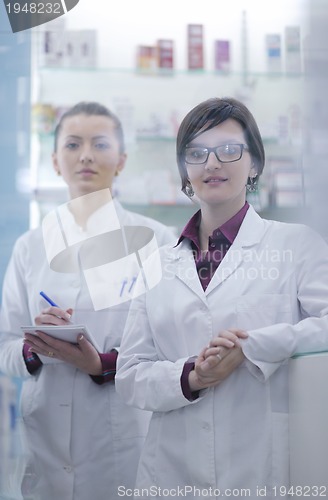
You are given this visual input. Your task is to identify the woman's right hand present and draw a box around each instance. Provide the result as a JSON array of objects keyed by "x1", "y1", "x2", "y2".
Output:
[
  {"x1": 30, "y1": 307, "x2": 103, "y2": 373},
  {"x1": 34, "y1": 307, "x2": 73, "y2": 326}
]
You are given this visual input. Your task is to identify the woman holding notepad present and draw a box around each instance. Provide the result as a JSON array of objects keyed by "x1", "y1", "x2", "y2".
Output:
[{"x1": 0, "y1": 102, "x2": 175, "y2": 500}]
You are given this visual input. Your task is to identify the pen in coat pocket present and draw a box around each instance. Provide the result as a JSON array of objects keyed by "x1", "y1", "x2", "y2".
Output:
[{"x1": 39, "y1": 291, "x2": 72, "y2": 321}]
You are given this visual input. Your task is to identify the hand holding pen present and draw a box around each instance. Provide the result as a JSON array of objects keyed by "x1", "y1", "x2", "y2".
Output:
[
  {"x1": 36, "y1": 291, "x2": 73, "y2": 326},
  {"x1": 26, "y1": 292, "x2": 102, "y2": 374}
]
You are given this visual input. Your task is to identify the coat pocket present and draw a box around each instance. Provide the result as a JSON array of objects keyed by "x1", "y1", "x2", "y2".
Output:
[
  {"x1": 20, "y1": 377, "x2": 38, "y2": 418},
  {"x1": 236, "y1": 294, "x2": 291, "y2": 330}
]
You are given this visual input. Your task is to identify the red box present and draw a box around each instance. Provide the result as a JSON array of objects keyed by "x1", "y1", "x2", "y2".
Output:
[
  {"x1": 187, "y1": 24, "x2": 204, "y2": 70},
  {"x1": 157, "y1": 39, "x2": 174, "y2": 69}
]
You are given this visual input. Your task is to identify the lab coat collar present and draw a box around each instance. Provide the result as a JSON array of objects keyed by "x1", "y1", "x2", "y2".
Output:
[
  {"x1": 54, "y1": 196, "x2": 126, "y2": 245},
  {"x1": 42, "y1": 195, "x2": 127, "y2": 272},
  {"x1": 164, "y1": 205, "x2": 269, "y2": 299},
  {"x1": 204, "y1": 205, "x2": 267, "y2": 294},
  {"x1": 230, "y1": 204, "x2": 267, "y2": 248}
]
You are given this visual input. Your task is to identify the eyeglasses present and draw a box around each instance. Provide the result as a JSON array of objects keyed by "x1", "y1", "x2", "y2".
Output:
[{"x1": 185, "y1": 144, "x2": 249, "y2": 165}]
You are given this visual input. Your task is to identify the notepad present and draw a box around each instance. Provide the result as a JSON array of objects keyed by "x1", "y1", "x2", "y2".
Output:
[{"x1": 21, "y1": 324, "x2": 101, "y2": 364}]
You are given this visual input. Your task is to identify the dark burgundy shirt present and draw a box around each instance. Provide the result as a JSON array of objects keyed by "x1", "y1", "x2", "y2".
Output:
[
  {"x1": 23, "y1": 343, "x2": 117, "y2": 384},
  {"x1": 179, "y1": 202, "x2": 249, "y2": 399},
  {"x1": 177, "y1": 202, "x2": 249, "y2": 290}
]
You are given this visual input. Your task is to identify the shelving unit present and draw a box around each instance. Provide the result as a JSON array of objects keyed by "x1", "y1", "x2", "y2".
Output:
[{"x1": 30, "y1": 66, "x2": 306, "y2": 230}]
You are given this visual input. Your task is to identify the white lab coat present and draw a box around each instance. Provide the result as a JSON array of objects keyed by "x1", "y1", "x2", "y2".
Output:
[
  {"x1": 0, "y1": 200, "x2": 175, "y2": 500},
  {"x1": 116, "y1": 205, "x2": 328, "y2": 499}
]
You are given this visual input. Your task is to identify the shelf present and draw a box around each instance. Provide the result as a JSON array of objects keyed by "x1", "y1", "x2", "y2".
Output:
[
  {"x1": 122, "y1": 204, "x2": 310, "y2": 227},
  {"x1": 258, "y1": 206, "x2": 310, "y2": 224},
  {"x1": 292, "y1": 350, "x2": 328, "y2": 359},
  {"x1": 30, "y1": 63, "x2": 306, "y2": 230},
  {"x1": 32, "y1": 68, "x2": 304, "y2": 148},
  {"x1": 36, "y1": 66, "x2": 304, "y2": 79},
  {"x1": 121, "y1": 202, "x2": 197, "y2": 230},
  {"x1": 30, "y1": 185, "x2": 309, "y2": 219}
]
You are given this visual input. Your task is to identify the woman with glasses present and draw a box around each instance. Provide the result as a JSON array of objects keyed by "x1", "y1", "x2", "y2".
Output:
[{"x1": 116, "y1": 97, "x2": 328, "y2": 498}]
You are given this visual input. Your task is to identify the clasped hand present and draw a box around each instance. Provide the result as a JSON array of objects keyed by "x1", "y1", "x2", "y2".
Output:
[
  {"x1": 188, "y1": 329, "x2": 248, "y2": 392},
  {"x1": 23, "y1": 306, "x2": 102, "y2": 376}
]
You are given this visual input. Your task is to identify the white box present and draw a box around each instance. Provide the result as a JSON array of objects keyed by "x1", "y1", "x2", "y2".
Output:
[{"x1": 39, "y1": 29, "x2": 97, "y2": 68}]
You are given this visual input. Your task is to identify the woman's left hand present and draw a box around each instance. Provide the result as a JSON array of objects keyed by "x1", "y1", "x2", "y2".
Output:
[
  {"x1": 188, "y1": 329, "x2": 248, "y2": 391},
  {"x1": 204, "y1": 328, "x2": 248, "y2": 360},
  {"x1": 24, "y1": 331, "x2": 102, "y2": 375}
]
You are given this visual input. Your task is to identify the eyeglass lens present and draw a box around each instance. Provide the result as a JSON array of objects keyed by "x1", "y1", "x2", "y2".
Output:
[{"x1": 185, "y1": 144, "x2": 244, "y2": 164}]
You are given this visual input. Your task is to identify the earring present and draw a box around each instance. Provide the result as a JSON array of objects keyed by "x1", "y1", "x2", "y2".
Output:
[
  {"x1": 246, "y1": 176, "x2": 258, "y2": 193},
  {"x1": 115, "y1": 170, "x2": 120, "y2": 177},
  {"x1": 57, "y1": 171, "x2": 61, "y2": 176},
  {"x1": 185, "y1": 181, "x2": 194, "y2": 198}
]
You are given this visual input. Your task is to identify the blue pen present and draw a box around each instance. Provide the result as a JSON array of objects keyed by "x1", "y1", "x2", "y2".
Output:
[
  {"x1": 119, "y1": 279, "x2": 127, "y2": 298},
  {"x1": 40, "y1": 291, "x2": 71, "y2": 321},
  {"x1": 128, "y1": 276, "x2": 137, "y2": 293},
  {"x1": 39, "y1": 291, "x2": 59, "y2": 307}
]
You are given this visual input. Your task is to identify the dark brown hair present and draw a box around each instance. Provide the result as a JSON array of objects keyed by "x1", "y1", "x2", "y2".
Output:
[{"x1": 176, "y1": 97, "x2": 265, "y2": 195}]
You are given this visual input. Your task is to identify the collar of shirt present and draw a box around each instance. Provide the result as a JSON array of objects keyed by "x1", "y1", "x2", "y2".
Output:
[
  {"x1": 176, "y1": 201, "x2": 250, "y2": 251},
  {"x1": 176, "y1": 202, "x2": 250, "y2": 291}
]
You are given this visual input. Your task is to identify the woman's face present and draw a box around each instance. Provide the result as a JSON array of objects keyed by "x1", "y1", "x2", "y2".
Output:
[
  {"x1": 52, "y1": 113, "x2": 126, "y2": 199},
  {"x1": 186, "y1": 118, "x2": 256, "y2": 210}
]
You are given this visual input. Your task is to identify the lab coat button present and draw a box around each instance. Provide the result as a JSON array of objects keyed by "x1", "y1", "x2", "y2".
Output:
[
  {"x1": 63, "y1": 465, "x2": 73, "y2": 473},
  {"x1": 202, "y1": 422, "x2": 211, "y2": 431}
]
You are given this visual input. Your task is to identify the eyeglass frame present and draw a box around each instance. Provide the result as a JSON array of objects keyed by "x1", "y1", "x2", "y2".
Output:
[{"x1": 184, "y1": 143, "x2": 249, "y2": 165}]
